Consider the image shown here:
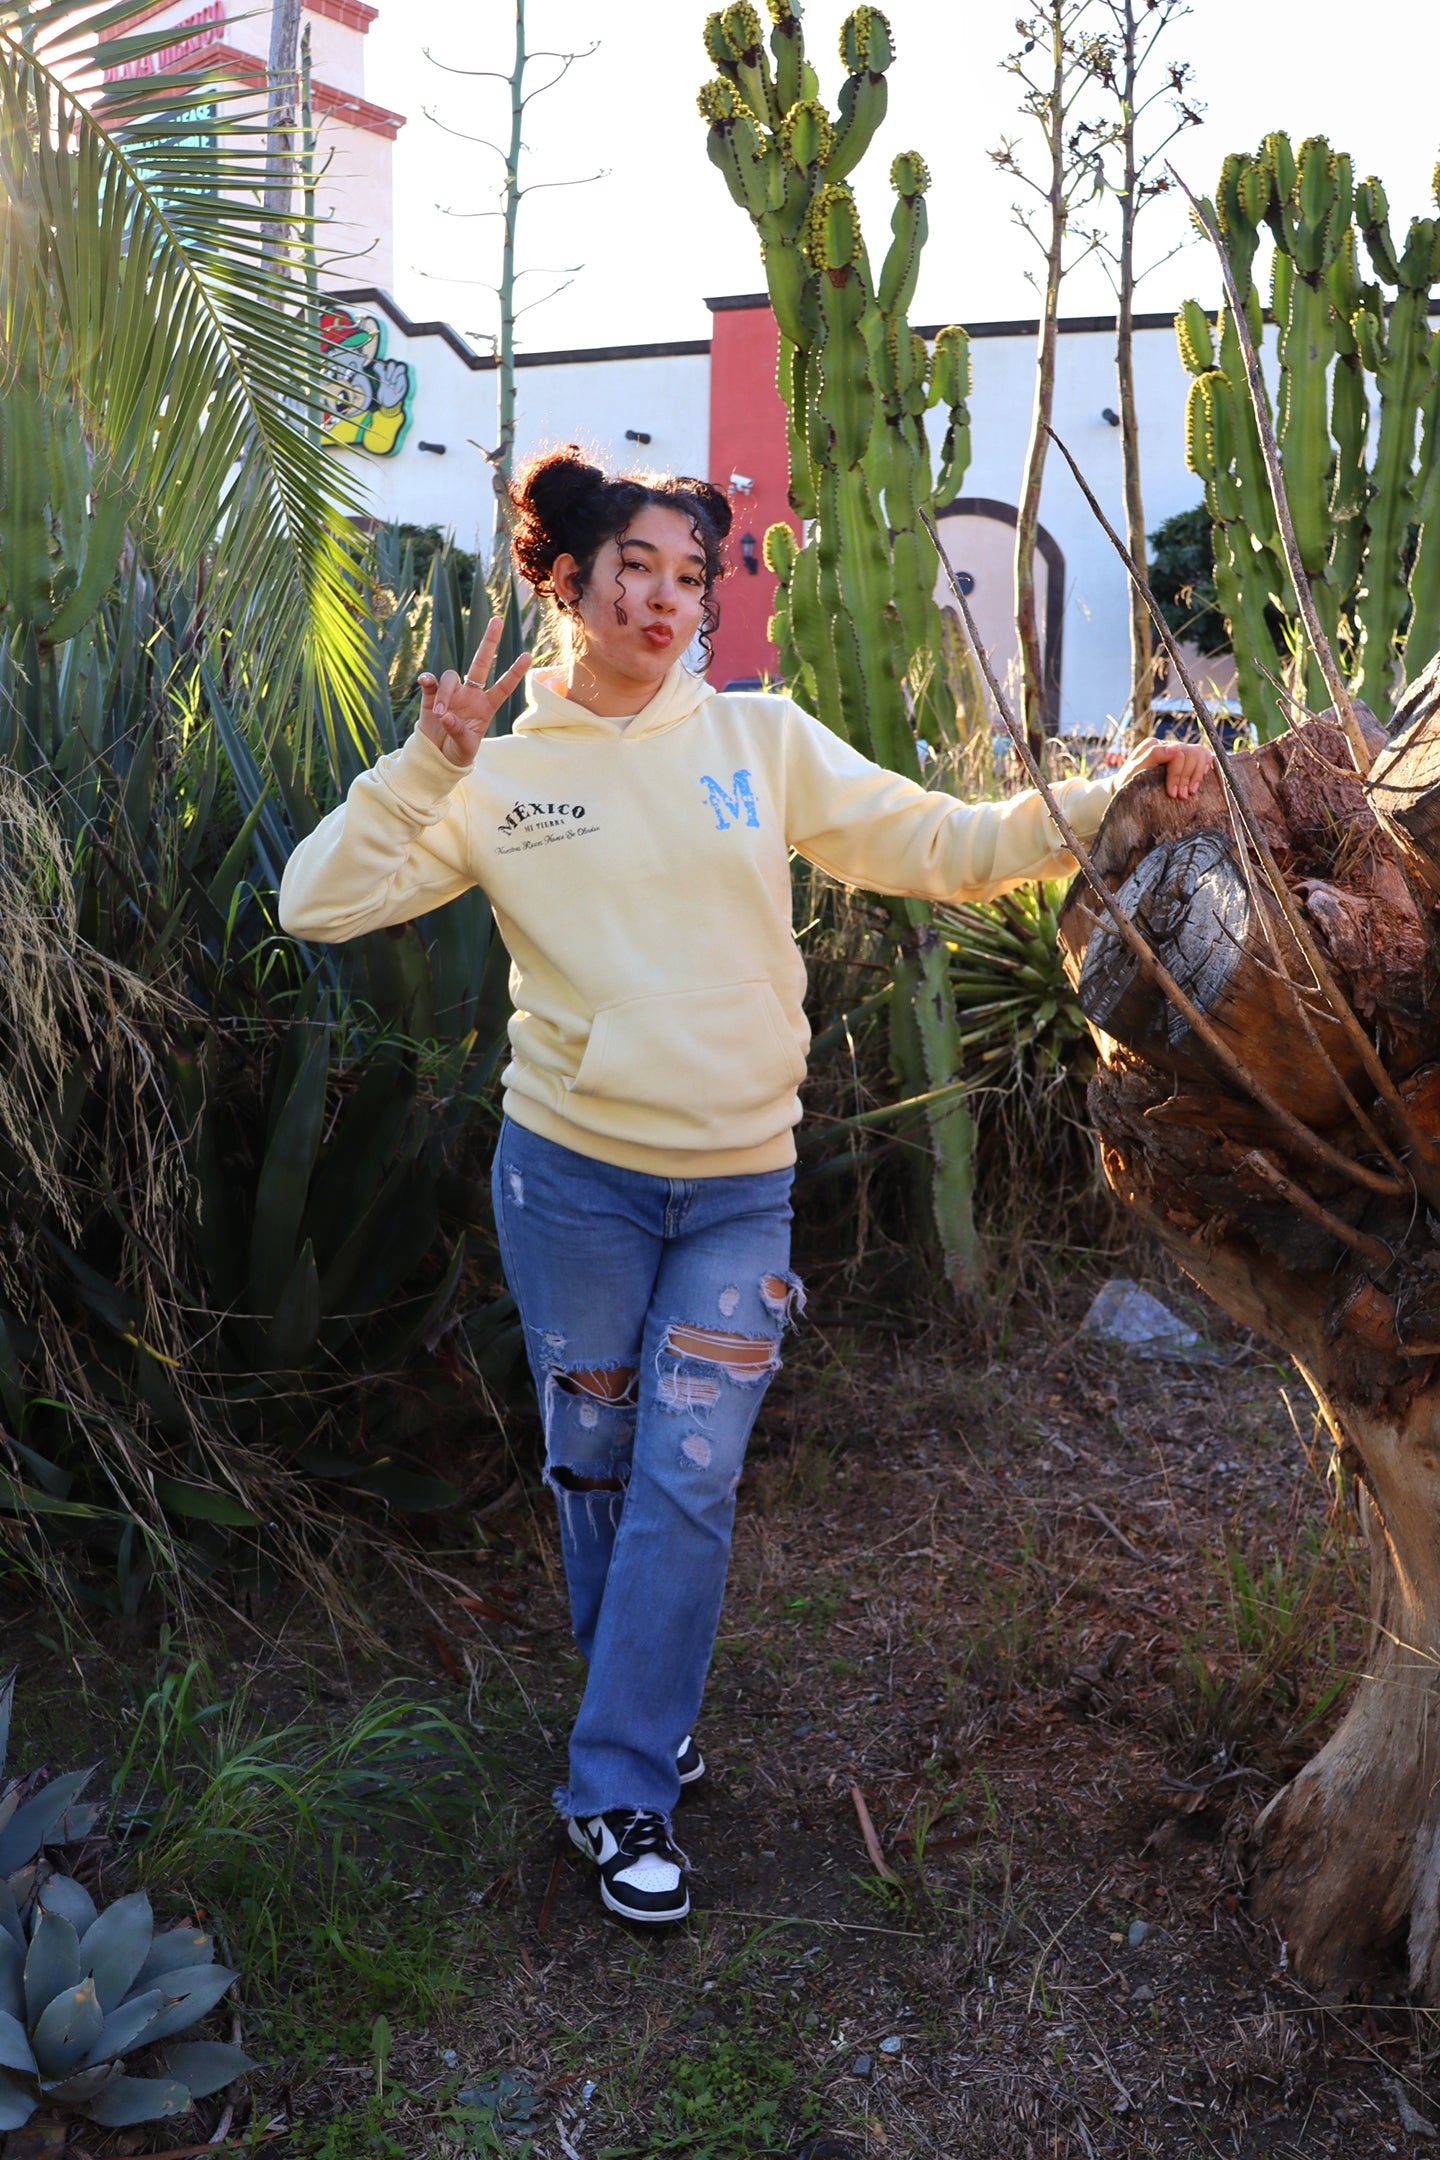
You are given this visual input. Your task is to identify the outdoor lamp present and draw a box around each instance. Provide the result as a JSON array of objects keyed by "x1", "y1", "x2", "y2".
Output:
[{"x1": 740, "y1": 532, "x2": 759, "y2": 575}]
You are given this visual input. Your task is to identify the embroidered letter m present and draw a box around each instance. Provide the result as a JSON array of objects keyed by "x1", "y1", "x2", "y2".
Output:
[{"x1": 700, "y1": 768, "x2": 760, "y2": 832}]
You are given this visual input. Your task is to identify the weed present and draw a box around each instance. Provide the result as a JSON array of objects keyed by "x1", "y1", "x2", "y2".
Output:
[
  {"x1": 114, "y1": 1658, "x2": 500, "y2": 2034},
  {"x1": 1160, "y1": 1517, "x2": 1361, "y2": 1771},
  {"x1": 784, "y1": 1587, "x2": 843, "y2": 1628},
  {"x1": 600, "y1": 2024, "x2": 826, "y2": 2158}
]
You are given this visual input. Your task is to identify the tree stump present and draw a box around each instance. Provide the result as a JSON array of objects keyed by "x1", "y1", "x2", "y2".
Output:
[{"x1": 1057, "y1": 709, "x2": 1440, "y2": 1998}]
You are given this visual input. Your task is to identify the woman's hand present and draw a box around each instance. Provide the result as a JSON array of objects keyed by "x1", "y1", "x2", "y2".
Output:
[
  {"x1": 416, "y1": 615, "x2": 532, "y2": 769},
  {"x1": 1110, "y1": 734, "x2": 1214, "y2": 800}
]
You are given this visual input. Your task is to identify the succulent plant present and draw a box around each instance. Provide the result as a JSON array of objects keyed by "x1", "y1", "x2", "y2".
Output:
[
  {"x1": 0, "y1": 1677, "x2": 104, "y2": 1910},
  {"x1": 698, "y1": 0, "x2": 983, "y2": 1284},
  {"x1": 1179, "y1": 133, "x2": 1440, "y2": 734},
  {"x1": 0, "y1": 1878, "x2": 248, "y2": 2128},
  {"x1": 0, "y1": 1676, "x2": 250, "y2": 2131}
]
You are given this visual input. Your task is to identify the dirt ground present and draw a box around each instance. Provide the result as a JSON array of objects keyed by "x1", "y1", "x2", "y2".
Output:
[
  {"x1": 302, "y1": 1248, "x2": 1437, "y2": 2160},
  {"x1": 16, "y1": 1246, "x2": 1440, "y2": 2159}
]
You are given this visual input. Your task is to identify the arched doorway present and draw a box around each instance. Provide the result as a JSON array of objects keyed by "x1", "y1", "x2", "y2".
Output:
[{"x1": 932, "y1": 499, "x2": 1066, "y2": 735}]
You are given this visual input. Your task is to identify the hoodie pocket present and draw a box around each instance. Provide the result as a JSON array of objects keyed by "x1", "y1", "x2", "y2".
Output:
[{"x1": 567, "y1": 982, "x2": 807, "y2": 1151}]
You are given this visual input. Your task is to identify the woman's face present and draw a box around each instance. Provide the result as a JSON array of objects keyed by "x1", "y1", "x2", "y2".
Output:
[{"x1": 555, "y1": 503, "x2": 710, "y2": 684}]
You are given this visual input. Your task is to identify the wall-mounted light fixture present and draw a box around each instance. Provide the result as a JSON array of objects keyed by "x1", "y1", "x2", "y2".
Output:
[
  {"x1": 417, "y1": 440, "x2": 447, "y2": 454},
  {"x1": 740, "y1": 531, "x2": 759, "y2": 576},
  {"x1": 625, "y1": 428, "x2": 652, "y2": 445},
  {"x1": 1101, "y1": 408, "x2": 1121, "y2": 427}
]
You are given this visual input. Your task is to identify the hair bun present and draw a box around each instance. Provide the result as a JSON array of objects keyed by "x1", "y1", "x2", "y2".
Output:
[
  {"x1": 678, "y1": 477, "x2": 733, "y2": 541},
  {"x1": 509, "y1": 446, "x2": 612, "y2": 597},
  {"x1": 517, "y1": 445, "x2": 605, "y2": 524}
]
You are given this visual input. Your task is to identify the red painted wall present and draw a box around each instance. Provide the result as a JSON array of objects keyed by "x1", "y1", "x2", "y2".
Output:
[{"x1": 706, "y1": 300, "x2": 797, "y2": 687}]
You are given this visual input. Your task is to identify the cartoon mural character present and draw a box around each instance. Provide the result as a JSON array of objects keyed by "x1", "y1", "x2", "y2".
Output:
[{"x1": 319, "y1": 303, "x2": 414, "y2": 458}]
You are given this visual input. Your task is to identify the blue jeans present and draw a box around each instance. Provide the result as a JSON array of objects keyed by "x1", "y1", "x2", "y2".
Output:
[{"x1": 491, "y1": 1118, "x2": 801, "y2": 1821}]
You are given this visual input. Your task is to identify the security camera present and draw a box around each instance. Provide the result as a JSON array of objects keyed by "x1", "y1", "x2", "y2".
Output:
[{"x1": 729, "y1": 472, "x2": 754, "y2": 493}]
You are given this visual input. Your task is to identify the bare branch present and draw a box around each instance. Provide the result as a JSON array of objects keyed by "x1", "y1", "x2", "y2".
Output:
[
  {"x1": 422, "y1": 43, "x2": 596, "y2": 83},
  {"x1": 421, "y1": 109, "x2": 510, "y2": 160},
  {"x1": 421, "y1": 57, "x2": 514, "y2": 81},
  {"x1": 413, "y1": 267, "x2": 503, "y2": 290},
  {"x1": 512, "y1": 277, "x2": 576, "y2": 322},
  {"x1": 516, "y1": 168, "x2": 607, "y2": 197},
  {"x1": 519, "y1": 45, "x2": 601, "y2": 107}
]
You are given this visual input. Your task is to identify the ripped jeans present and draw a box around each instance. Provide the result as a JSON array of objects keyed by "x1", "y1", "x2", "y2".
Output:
[{"x1": 492, "y1": 1117, "x2": 801, "y2": 1821}]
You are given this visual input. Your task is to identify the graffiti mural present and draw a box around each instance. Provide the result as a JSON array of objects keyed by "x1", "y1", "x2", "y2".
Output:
[{"x1": 319, "y1": 301, "x2": 414, "y2": 458}]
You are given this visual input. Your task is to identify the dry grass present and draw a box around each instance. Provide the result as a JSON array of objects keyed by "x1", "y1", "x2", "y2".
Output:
[{"x1": 65, "y1": 1242, "x2": 1419, "y2": 2160}]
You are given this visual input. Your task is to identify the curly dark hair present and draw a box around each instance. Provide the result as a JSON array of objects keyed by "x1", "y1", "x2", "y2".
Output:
[{"x1": 509, "y1": 445, "x2": 733, "y2": 667}]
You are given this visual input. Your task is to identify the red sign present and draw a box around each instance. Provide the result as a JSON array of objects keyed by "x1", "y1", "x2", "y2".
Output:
[{"x1": 105, "y1": 3, "x2": 223, "y2": 81}]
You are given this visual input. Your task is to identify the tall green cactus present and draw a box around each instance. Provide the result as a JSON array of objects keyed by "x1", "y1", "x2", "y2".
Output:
[
  {"x1": 1178, "y1": 136, "x2": 1440, "y2": 737},
  {"x1": 699, "y1": 2, "x2": 983, "y2": 1289}
]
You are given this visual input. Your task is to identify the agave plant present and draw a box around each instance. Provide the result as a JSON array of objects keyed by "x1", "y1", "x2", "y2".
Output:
[
  {"x1": 0, "y1": 1676, "x2": 250, "y2": 2132},
  {"x1": 0, "y1": 1676, "x2": 103, "y2": 1917},
  {"x1": 0, "y1": 1881, "x2": 247, "y2": 2129}
]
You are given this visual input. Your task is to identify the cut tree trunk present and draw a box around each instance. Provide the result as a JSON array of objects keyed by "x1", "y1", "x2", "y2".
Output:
[{"x1": 1057, "y1": 707, "x2": 1440, "y2": 1997}]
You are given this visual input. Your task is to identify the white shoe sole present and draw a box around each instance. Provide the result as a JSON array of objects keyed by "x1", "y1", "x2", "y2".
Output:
[
  {"x1": 599, "y1": 1875, "x2": 690, "y2": 1924},
  {"x1": 677, "y1": 1748, "x2": 706, "y2": 1788},
  {"x1": 567, "y1": 1817, "x2": 690, "y2": 1924}
]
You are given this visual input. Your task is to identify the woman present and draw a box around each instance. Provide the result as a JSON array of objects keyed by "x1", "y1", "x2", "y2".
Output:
[{"x1": 279, "y1": 448, "x2": 1209, "y2": 1925}]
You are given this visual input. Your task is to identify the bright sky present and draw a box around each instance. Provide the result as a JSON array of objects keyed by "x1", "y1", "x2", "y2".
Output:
[{"x1": 366, "y1": 0, "x2": 1438, "y2": 358}]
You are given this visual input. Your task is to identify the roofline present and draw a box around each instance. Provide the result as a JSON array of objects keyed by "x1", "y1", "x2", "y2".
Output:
[
  {"x1": 707, "y1": 292, "x2": 1199, "y2": 338},
  {"x1": 328, "y1": 289, "x2": 711, "y2": 370},
  {"x1": 325, "y1": 288, "x2": 1440, "y2": 371},
  {"x1": 707, "y1": 292, "x2": 1440, "y2": 336}
]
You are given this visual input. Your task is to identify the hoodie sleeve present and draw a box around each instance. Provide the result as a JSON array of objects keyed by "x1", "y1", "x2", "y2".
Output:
[
  {"x1": 278, "y1": 730, "x2": 479, "y2": 942},
  {"x1": 782, "y1": 704, "x2": 1117, "y2": 903}
]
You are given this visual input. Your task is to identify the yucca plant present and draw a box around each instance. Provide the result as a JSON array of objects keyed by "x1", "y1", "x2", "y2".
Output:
[
  {"x1": 0, "y1": 541, "x2": 523, "y2": 1612},
  {"x1": 938, "y1": 881, "x2": 1092, "y2": 1081},
  {"x1": 0, "y1": 3, "x2": 529, "y2": 1609}
]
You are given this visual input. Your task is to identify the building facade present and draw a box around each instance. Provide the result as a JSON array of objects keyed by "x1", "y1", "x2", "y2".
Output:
[{"x1": 132, "y1": 1, "x2": 1227, "y2": 740}]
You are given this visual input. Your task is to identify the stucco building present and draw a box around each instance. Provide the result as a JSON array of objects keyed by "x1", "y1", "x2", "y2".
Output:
[{"x1": 125, "y1": 1, "x2": 1228, "y2": 740}]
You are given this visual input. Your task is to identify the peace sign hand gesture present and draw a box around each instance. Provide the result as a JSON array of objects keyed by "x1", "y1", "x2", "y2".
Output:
[{"x1": 416, "y1": 615, "x2": 532, "y2": 769}]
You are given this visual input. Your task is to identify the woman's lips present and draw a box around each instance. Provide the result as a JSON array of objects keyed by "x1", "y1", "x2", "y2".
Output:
[{"x1": 642, "y1": 624, "x2": 674, "y2": 648}]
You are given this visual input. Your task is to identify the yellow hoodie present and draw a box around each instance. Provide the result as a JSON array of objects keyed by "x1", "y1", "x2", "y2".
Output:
[{"x1": 279, "y1": 662, "x2": 1116, "y2": 1178}]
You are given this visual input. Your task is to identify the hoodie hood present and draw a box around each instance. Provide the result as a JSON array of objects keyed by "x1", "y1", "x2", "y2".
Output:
[{"x1": 513, "y1": 659, "x2": 716, "y2": 741}]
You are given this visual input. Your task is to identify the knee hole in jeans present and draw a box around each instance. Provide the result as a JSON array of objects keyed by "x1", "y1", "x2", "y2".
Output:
[
  {"x1": 550, "y1": 1464, "x2": 625, "y2": 1493},
  {"x1": 662, "y1": 1324, "x2": 778, "y2": 1380},
  {"x1": 555, "y1": 1366, "x2": 638, "y2": 1404}
]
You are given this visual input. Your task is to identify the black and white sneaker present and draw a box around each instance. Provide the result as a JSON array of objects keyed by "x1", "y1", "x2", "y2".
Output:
[
  {"x1": 676, "y1": 1733, "x2": 705, "y2": 1787},
  {"x1": 568, "y1": 1808, "x2": 690, "y2": 1923}
]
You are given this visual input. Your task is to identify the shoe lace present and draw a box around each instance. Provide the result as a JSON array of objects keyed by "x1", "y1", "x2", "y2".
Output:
[{"x1": 614, "y1": 1808, "x2": 690, "y2": 1872}]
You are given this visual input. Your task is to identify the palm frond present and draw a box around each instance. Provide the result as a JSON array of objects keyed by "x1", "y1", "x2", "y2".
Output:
[{"x1": 0, "y1": 0, "x2": 378, "y2": 752}]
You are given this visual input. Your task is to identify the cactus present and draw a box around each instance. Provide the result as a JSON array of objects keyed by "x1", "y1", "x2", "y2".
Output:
[
  {"x1": 1179, "y1": 136, "x2": 1440, "y2": 736},
  {"x1": 699, "y1": 4, "x2": 984, "y2": 1287}
]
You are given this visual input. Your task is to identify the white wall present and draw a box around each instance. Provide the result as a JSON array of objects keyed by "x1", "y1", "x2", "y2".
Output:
[
  {"x1": 327, "y1": 298, "x2": 1206, "y2": 740},
  {"x1": 315, "y1": 115, "x2": 395, "y2": 289},
  {"x1": 512, "y1": 353, "x2": 711, "y2": 493},
  {"x1": 327, "y1": 315, "x2": 711, "y2": 554},
  {"x1": 949, "y1": 322, "x2": 1201, "y2": 738}
]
